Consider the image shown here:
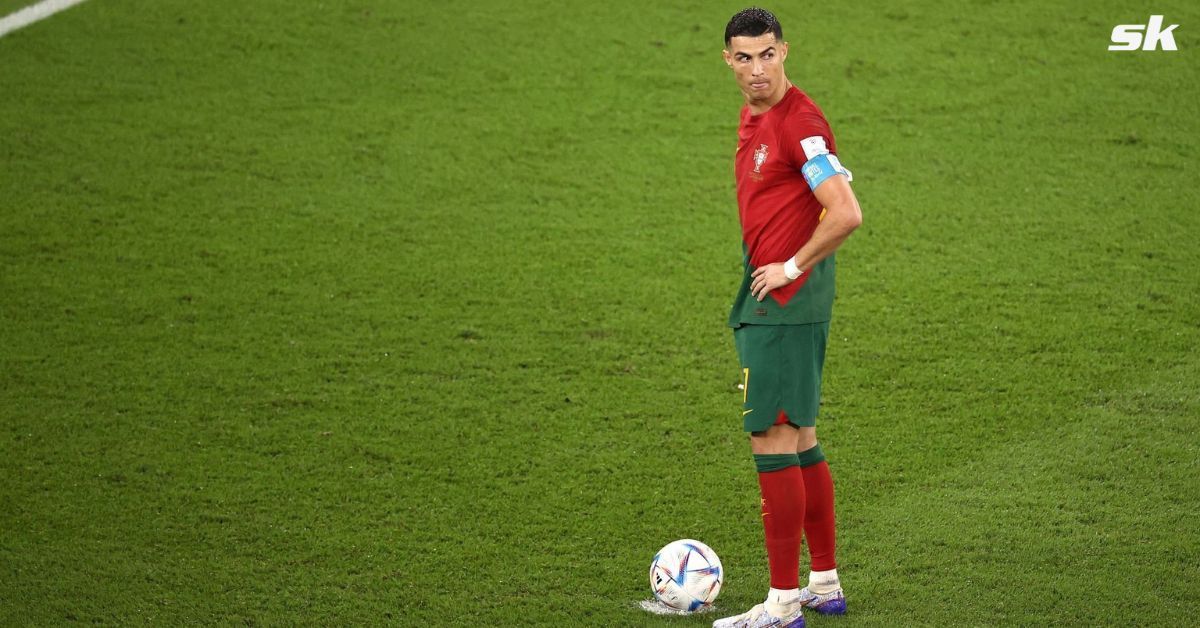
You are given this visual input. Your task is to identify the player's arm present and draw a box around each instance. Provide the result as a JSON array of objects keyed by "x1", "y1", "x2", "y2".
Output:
[
  {"x1": 787, "y1": 174, "x2": 862, "y2": 276},
  {"x1": 750, "y1": 166, "x2": 862, "y2": 301}
]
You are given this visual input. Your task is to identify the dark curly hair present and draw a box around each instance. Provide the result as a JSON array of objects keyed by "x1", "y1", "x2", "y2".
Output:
[{"x1": 724, "y1": 7, "x2": 783, "y2": 45}]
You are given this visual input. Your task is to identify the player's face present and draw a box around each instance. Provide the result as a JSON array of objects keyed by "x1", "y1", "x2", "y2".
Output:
[{"x1": 723, "y1": 34, "x2": 789, "y2": 108}]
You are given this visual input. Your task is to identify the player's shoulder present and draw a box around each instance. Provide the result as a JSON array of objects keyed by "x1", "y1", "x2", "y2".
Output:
[
  {"x1": 782, "y1": 86, "x2": 831, "y2": 128},
  {"x1": 778, "y1": 87, "x2": 834, "y2": 151}
]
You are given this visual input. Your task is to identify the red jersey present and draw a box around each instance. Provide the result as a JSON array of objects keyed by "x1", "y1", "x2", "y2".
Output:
[{"x1": 734, "y1": 85, "x2": 838, "y2": 307}]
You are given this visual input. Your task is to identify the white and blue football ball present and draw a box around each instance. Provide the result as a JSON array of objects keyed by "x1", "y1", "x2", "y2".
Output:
[{"x1": 649, "y1": 539, "x2": 723, "y2": 611}]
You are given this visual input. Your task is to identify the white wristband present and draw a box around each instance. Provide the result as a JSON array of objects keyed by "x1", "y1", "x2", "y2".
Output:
[{"x1": 783, "y1": 258, "x2": 803, "y2": 280}]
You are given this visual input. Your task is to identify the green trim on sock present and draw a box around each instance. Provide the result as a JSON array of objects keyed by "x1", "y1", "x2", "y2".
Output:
[
  {"x1": 797, "y1": 444, "x2": 826, "y2": 467},
  {"x1": 754, "y1": 453, "x2": 801, "y2": 473}
]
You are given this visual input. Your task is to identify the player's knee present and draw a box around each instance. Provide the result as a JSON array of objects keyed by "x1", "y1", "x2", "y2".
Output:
[
  {"x1": 749, "y1": 423, "x2": 799, "y2": 454},
  {"x1": 797, "y1": 427, "x2": 818, "y2": 452}
]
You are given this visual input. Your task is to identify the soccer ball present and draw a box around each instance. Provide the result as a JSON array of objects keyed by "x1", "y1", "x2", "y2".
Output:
[{"x1": 649, "y1": 539, "x2": 723, "y2": 611}]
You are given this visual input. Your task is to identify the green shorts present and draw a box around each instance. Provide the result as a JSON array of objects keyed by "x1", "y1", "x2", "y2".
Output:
[{"x1": 734, "y1": 322, "x2": 829, "y2": 432}]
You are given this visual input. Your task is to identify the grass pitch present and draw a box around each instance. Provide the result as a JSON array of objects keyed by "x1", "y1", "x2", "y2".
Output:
[{"x1": 2, "y1": 0, "x2": 1199, "y2": 625}]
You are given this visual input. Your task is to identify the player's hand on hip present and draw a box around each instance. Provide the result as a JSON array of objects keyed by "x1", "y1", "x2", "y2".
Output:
[{"x1": 750, "y1": 263, "x2": 792, "y2": 301}]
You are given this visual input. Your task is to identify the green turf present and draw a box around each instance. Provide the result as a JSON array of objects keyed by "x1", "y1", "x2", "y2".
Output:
[
  {"x1": 2, "y1": 0, "x2": 1198, "y2": 625},
  {"x1": 0, "y1": 1, "x2": 34, "y2": 17}
]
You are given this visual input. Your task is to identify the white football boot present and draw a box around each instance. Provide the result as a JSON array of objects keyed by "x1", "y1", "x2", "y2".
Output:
[
  {"x1": 712, "y1": 591, "x2": 804, "y2": 628},
  {"x1": 796, "y1": 586, "x2": 846, "y2": 615}
]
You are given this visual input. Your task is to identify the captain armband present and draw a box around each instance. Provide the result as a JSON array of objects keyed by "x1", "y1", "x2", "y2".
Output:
[{"x1": 801, "y1": 153, "x2": 853, "y2": 191}]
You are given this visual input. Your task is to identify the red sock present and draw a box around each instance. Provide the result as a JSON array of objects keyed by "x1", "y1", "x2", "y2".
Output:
[
  {"x1": 757, "y1": 465, "x2": 805, "y2": 590},
  {"x1": 801, "y1": 460, "x2": 837, "y2": 571}
]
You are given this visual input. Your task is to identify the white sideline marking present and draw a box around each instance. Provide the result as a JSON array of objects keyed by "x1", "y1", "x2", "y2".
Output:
[{"x1": 0, "y1": 0, "x2": 90, "y2": 39}]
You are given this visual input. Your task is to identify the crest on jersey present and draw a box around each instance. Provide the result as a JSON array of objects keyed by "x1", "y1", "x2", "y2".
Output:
[{"x1": 753, "y1": 144, "x2": 769, "y2": 173}]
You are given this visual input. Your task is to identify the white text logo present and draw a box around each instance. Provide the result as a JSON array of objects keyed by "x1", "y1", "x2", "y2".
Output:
[{"x1": 1109, "y1": 15, "x2": 1179, "y2": 51}]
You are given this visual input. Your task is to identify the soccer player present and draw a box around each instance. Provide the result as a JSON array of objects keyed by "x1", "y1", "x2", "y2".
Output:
[{"x1": 713, "y1": 8, "x2": 862, "y2": 628}]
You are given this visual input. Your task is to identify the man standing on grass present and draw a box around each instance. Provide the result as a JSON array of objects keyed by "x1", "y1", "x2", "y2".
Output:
[{"x1": 714, "y1": 8, "x2": 862, "y2": 628}]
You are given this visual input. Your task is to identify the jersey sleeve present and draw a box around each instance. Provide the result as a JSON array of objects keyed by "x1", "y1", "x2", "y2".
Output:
[
  {"x1": 785, "y1": 112, "x2": 852, "y2": 190},
  {"x1": 783, "y1": 113, "x2": 836, "y2": 159}
]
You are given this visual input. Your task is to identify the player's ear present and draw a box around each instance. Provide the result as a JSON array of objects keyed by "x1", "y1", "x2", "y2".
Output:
[
  {"x1": 722, "y1": 48, "x2": 732, "y2": 67},
  {"x1": 780, "y1": 41, "x2": 789, "y2": 62}
]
